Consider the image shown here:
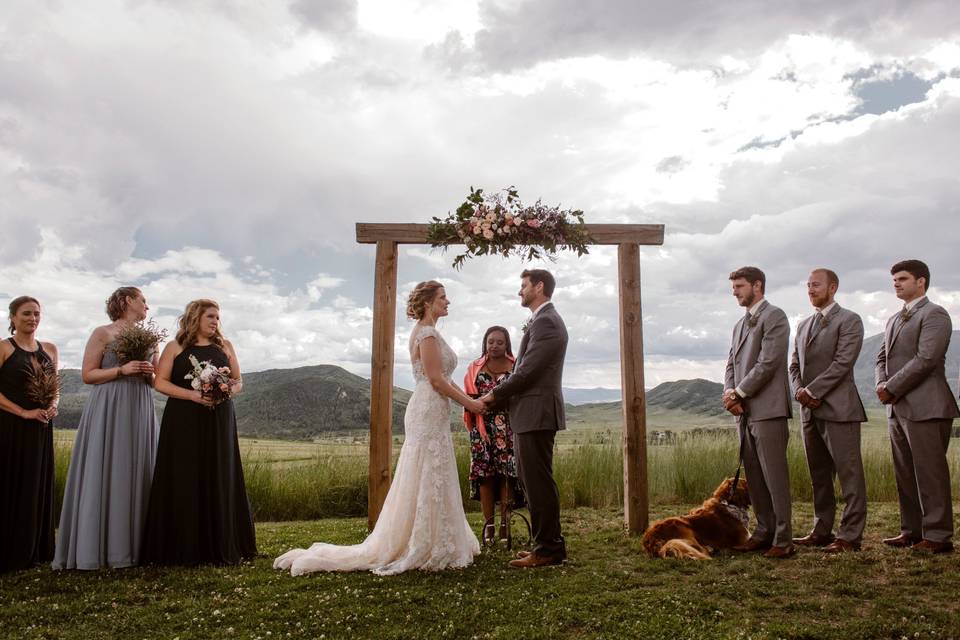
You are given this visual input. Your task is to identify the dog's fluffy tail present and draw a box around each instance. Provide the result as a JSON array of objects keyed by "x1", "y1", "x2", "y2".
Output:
[{"x1": 659, "y1": 539, "x2": 711, "y2": 560}]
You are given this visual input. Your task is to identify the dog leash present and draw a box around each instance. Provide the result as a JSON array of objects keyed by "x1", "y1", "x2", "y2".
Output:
[{"x1": 727, "y1": 414, "x2": 746, "y2": 501}]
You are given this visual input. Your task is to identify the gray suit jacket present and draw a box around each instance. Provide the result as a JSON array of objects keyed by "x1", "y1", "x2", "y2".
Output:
[
  {"x1": 789, "y1": 304, "x2": 867, "y2": 424},
  {"x1": 492, "y1": 303, "x2": 568, "y2": 433},
  {"x1": 875, "y1": 297, "x2": 960, "y2": 421},
  {"x1": 724, "y1": 299, "x2": 792, "y2": 421}
]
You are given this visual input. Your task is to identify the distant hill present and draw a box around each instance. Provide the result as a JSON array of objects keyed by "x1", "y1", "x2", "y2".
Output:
[
  {"x1": 234, "y1": 365, "x2": 410, "y2": 439},
  {"x1": 855, "y1": 330, "x2": 960, "y2": 407},
  {"x1": 646, "y1": 378, "x2": 726, "y2": 416},
  {"x1": 54, "y1": 364, "x2": 411, "y2": 439}
]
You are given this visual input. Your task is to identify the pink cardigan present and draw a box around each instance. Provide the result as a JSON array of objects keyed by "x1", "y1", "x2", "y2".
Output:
[{"x1": 463, "y1": 353, "x2": 515, "y2": 441}]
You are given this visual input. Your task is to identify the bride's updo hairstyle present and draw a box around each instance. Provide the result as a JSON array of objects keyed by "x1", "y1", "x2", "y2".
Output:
[{"x1": 406, "y1": 280, "x2": 443, "y2": 320}]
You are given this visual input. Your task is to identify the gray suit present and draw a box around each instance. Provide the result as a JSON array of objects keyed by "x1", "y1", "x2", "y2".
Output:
[
  {"x1": 876, "y1": 297, "x2": 959, "y2": 543},
  {"x1": 493, "y1": 302, "x2": 567, "y2": 556},
  {"x1": 790, "y1": 304, "x2": 867, "y2": 543},
  {"x1": 725, "y1": 299, "x2": 793, "y2": 547}
]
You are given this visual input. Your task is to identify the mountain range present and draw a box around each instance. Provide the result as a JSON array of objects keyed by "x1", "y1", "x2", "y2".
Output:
[{"x1": 52, "y1": 331, "x2": 959, "y2": 439}]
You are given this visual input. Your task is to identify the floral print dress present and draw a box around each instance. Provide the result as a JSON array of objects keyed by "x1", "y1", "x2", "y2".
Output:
[{"x1": 468, "y1": 370, "x2": 524, "y2": 507}]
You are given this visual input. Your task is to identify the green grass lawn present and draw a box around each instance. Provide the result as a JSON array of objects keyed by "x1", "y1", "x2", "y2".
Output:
[{"x1": 2, "y1": 503, "x2": 958, "y2": 640}]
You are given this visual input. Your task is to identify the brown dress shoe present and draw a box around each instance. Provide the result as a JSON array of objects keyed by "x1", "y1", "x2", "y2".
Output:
[
  {"x1": 792, "y1": 532, "x2": 835, "y2": 547},
  {"x1": 763, "y1": 545, "x2": 796, "y2": 559},
  {"x1": 911, "y1": 539, "x2": 954, "y2": 554},
  {"x1": 882, "y1": 533, "x2": 922, "y2": 548},
  {"x1": 732, "y1": 538, "x2": 773, "y2": 553},
  {"x1": 509, "y1": 552, "x2": 565, "y2": 568},
  {"x1": 515, "y1": 550, "x2": 531, "y2": 559},
  {"x1": 823, "y1": 539, "x2": 861, "y2": 553}
]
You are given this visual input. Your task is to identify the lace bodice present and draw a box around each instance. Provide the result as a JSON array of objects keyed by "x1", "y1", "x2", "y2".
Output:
[{"x1": 410, "y1": 325, "x2": 457, "y2": 383}]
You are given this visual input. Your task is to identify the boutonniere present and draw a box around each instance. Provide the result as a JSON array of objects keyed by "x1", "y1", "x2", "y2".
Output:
[
  {"x1": 820, "y1": 314, "x2": 831, "y2": 327},
  {"x1": 900, "y1": 309, "x2": 914, "y2": 323},
  {"x1": 521, "y1": 318, "x2": 532, "y2": 334},
  {"x1": 746, "y1": 314, "x2": 758, "y2": 328}
]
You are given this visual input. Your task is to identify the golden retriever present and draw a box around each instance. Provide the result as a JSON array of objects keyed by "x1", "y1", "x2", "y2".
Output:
[{"x1": 641, "y1": 477, "x2": 750, "y2": 560}]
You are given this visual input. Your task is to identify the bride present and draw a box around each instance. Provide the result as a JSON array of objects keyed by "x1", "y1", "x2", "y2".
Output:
[{"x1": 274, "y1": 281, "x2": 484, "y2": 575}]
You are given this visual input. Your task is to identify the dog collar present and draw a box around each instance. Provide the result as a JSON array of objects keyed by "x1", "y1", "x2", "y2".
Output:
[{"x1": 721, "y1": 501, "x2": 750, "y2": 527}]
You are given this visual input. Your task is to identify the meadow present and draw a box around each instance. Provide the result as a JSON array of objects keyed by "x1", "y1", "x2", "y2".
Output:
[
  {"x1": 2, "y1": 505, "x2": 959, "y2": 639},
  {"x1": 13, "y1": 412, "x2": 960, "y2": 639},
  {"x1": 50, "y1": 409, "x2": 960, "y2": 523}
]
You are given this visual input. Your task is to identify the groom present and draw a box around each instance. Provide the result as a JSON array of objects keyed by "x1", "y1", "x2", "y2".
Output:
[{"x1": 482, "y1": 268, "x2": 568, "y2": 568}]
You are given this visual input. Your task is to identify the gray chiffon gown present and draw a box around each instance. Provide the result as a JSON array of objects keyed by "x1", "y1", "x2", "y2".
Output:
[{"x1": 52, "y1": 345, "x2": 160, "y2": 569}]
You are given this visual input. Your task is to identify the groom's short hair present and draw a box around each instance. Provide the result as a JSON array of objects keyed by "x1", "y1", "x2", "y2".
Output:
[{"x1": 522, "y1": 269, "x2": 556, "y2": 298}]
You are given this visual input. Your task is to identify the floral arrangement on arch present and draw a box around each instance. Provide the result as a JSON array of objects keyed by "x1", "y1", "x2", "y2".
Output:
[{"x1": 426, "y1": 187, "x2": 591, "y2": 269}]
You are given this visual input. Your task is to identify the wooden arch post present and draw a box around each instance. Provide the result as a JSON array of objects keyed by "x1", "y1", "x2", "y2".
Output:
[{"x1": 357, "y1": 223, "x2": 664, "y2": 534}]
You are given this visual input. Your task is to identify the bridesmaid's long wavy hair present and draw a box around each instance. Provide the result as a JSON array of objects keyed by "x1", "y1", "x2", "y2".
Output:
[
  {"x1": 175, "y1": 299, "x2": 225, "y2": 349},
  {"x1": 8, "y1": 296, "x2": 40, "y2": 334},
  {"x1": 406, "y1": 281, "x2": 444, "y2": 320}
]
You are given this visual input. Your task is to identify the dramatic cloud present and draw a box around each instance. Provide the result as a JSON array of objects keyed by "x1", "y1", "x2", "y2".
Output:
[
  {"x1": 473, "y1": 0, "x2": 960, "y2": 70},
  {"x1": 2, "y1": 0, "x2": 958, "y2": 391}
]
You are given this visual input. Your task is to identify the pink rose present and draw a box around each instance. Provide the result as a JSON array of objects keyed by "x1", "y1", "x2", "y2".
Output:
[
  {"x1": 527, "y1": 219, "x2": 541, "y2": 228},
  {"x1": 483, "y1": 229, "x2": 494, "y2": 240}
]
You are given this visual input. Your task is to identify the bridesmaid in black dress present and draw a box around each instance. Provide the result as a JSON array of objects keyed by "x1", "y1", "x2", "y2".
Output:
[
  {"x1": 142, "y1": 299, "x2": 256, "y2": 565},
  {"x1": 0, "y1": 296, "x2": 58, "y2": 572}
]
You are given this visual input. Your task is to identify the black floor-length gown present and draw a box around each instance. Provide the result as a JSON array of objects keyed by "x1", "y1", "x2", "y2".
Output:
[
  {"x1": 141, "y1": 344, "x2": 256, "y2": 565},
  {"x1": 0, "y1": 338, "x2": 55, "y2": 572}
]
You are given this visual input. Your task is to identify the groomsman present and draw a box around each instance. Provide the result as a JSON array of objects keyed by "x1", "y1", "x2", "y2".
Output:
[
  {"x1": 789, "y1": 269, "x2": 867, "y2": 553},
  {"x1": 723, "y1": 266, "x2": 794, "y2": 558},
  {"x1": 876, "y1": 259, "x2": 959, "y2": 554}
]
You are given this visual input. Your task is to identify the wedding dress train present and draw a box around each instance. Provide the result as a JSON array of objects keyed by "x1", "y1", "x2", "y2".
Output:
[{"x1": 273, "y1": 325, "x2": 479, "y2": 575}]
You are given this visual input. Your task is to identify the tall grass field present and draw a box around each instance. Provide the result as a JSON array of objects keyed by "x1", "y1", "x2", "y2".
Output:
[{"x1": 52, "y1": 428, "x2": 960, "y2": 522}]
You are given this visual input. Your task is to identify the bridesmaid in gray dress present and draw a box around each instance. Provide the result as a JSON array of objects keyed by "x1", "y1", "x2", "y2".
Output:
[{"x1": 52, "y1": 287, "x2": 160, "y2": 570}]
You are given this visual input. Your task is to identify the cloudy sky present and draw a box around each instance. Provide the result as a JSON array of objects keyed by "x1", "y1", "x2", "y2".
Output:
[{"x1": 2, "y1": 0, "x2": 959, "y2": 391}]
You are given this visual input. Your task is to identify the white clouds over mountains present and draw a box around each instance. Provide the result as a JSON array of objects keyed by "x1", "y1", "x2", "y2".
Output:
[{"x1": 1, "y1": 0, "x2": 958, "y2": 390}]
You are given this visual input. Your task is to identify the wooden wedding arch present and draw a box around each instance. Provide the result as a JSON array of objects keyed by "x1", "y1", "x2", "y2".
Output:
[{"x1": 357, "y1": 222, "x2": 665, "y2": 535}]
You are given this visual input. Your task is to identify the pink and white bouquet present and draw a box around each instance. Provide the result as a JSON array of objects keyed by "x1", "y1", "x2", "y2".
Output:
[
  {"x1": 427, "y1": 186, "x2": 591, "y2": 269},
  {"x1": 184, "y1": 354, "x2": 233, "y2": 407}
]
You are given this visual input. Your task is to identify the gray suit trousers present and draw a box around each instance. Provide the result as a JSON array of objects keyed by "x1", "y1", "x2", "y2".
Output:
[
  {"x1": 514, "y1": 430, "x2": 565, "y2": 557},
  {"x1": 888, "y1": 414, "x2": 954, "y2": 543},
  {"x1": 801, "y1": 418, "x2": 867, "y2": 544},
  {"x1": 741, "y1": 417, "x2": 792, "y2": 547}
]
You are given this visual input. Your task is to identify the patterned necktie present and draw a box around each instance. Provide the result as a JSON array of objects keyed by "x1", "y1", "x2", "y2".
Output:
[
  {"x1": 807, "y1": 311, "x2": 823, "y2": 344},
  {"x1": 739, "y1": 310, "x2": 751, "y2": 341}
]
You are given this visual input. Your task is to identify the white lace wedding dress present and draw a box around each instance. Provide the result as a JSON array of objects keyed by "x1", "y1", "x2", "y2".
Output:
[{"x1": 273, "y1": 325, "x2": 480, "y2": 575}]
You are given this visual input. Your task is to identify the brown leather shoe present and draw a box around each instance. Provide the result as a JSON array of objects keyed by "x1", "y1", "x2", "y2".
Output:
[
  {"x1": 882, "y1": 533, "x2": 922, "y2": 548},
  {"x1": 732, "y1": 538, "x2": 773, "y2": 553},
  {"x1": 792, "y1": 532, "x2": 835, "y2": 547},
  {"x1": 911, "y1": 539, "x2": 954, "y2": 554},
  {"x1": 508, "y1": 552, "x2": 565, "y2": 568},
  {"x1": 763, "y1": 545, "x2": 796, "y2": 559},
  {"x1": 823, "y1": 539, "x2": 861, "y2": 553},
  {"x1": 515, "y1": 550, "x2": 531, "y2": 559}
]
